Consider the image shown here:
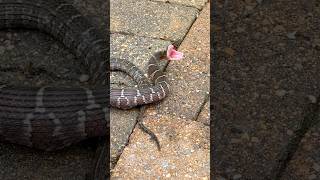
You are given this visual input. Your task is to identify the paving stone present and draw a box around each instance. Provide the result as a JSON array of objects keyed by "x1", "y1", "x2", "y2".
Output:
[
  {"x1": 110, "y1": 3, "x2": 210, "y2": 179},
  {"x1": 110, "y1": 108, "x2": 139, "y2": 166},
  {"x1": 158, "y1": 3, "x2": 210, "y2": 120},
  {"x1": 153, "y1": 0, "x2": 208, "y2": 10},
  {"x1": 213, "y1": 0, "x2": 320, "y2": 178},
  {"x1": 281, "y1": 123, "x2": 320, "y2": 180},
  {"x1": 110, "y1": 33, "x2": 171, "y2": 165},
  {"x1": 111, "y1": 114, "x2": 210, "y2": 179},
  {"x1": 110, "y1": 33, "x2": 171, "y2": 72},
  {"x1": 110, "y1": 0, "x2": 198, "y2": 42}
]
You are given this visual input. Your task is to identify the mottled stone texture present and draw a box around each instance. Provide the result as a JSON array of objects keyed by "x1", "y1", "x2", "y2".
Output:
[
  {"x1": 111, "y1": 114, "x2": 210, "y2": 179},
  {"x1": 281, "y1": 124, "x2": 320, "y2": 180},
  {"x1": 110, "y1": 0, "x2": 198, "y2": 42},
  {"x1": 158, "y1": 3, "x2": 210, "y2": 120},
  {"x1": 111, "y1": 3, "x2": 210, "y2": 179},
  {"x1": 153, "y1": 0, "x2": 208, "y2": 9},
  {"x1": 213, "y1": 0, "x2": 320, "y2": 178}
]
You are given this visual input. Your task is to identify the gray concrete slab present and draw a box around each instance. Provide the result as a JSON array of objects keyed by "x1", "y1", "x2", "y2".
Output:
[
  {"x1": 110, "y1": 0, "x2": 199, "y2": 42},
  {"x1": 157, "y1": 3, "x2": 210, "y2": 121},
  {"x1": 111, "y1": 114, "x2": 210, "y2": 179}
]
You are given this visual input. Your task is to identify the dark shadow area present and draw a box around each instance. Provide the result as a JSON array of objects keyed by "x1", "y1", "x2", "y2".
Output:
[
  {"x1": 212, "y1": 0, "x2": 320, "y2": 179},
  {"x1": 0, "y1": 0, "x2": 109, "y2": 179}
]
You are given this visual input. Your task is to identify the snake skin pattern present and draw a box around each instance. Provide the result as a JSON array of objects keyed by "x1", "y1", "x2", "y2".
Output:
[{"x1": 0, "y1": 0, "x2": 169, "y2": 151}]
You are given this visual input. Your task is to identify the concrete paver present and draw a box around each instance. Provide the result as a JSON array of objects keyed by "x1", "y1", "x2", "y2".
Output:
[
  {"x1": 111, "y1": 114, "x2": 209, "y2": 179},
  {"x1": 111, "y1": 2, "x2": 210, "y2": 179},
  {"x1": 159, "y1": 3, "x2": 210, "y2": 120},
  {"x1": 110, "y1": 0, "x2": 199, "y2": 42},
  {"x1": 110, "y1": 33, "x2": 170, "y2": 72}
]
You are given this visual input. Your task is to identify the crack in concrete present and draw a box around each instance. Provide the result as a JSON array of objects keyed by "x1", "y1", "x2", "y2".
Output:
[
  {"x1": 110, "y1": 31, "x2": 185, "y2": 45},
  {"x1": 270, "y1": 96, "x2": 320, "y2": 179},
  {"x1": 149, "y1": 0, "x2": 205, "y2": 10},
  {"x1": 110, "y1": 109, "x2": 140, "y2": 169},
  {"x1": 194, "y1": 94, "x2": 210, "y2": 126}
]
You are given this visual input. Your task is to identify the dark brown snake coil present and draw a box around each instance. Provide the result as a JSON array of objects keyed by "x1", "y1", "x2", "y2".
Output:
[{"x1": 0, "y1": 0, "x2": 169, "y2": 151}]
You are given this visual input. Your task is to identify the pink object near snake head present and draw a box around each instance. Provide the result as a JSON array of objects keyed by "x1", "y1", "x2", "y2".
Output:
[{"x1": 166, "y1": 44, "x2": 184, "y2": 60}]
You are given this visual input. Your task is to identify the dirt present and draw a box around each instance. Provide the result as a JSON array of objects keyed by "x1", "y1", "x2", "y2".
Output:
[{"x1": 213, "y1": 0, "x2": 320, "y2": 179}]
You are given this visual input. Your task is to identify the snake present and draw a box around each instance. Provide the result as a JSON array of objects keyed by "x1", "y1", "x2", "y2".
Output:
[{"x1": 0, "y1": 0, "x2": 170, "y2": 151}]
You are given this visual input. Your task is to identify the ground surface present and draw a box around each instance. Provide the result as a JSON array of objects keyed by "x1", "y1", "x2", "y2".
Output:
[
  {"x1": 0, "y1": 0, "x2": 210, "y2": 179},
  {"x1": 213, "y1": 0, "x2": 320, "y2": 179},
  {"x1": 0, "y1": 0, "x2": 107, "y2": 179},
  {"x1": 110, "y1": 0, "x2": 210, "y2": 179}
]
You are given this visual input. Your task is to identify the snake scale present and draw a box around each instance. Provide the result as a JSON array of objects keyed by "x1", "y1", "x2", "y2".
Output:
[{"x1": 0, "y1": 0, "x2": 169, "y2": 151}]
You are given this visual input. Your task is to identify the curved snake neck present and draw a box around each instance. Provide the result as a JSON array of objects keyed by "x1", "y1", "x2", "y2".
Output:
[{"x1": 0, "y1": 0, "x2": 169, "y2": 151}]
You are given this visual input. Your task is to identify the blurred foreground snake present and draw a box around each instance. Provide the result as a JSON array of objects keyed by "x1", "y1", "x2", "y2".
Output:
[{"x1": 0, "y1": 0, "x2": 171, "y2": 178}]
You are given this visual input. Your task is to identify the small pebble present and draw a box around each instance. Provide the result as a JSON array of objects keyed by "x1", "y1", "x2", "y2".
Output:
[
  {"x1": 273, "y1": 25, "x2": 285, "y2": 33},
  {"x1": 307, "y1": 95, "x2": 317, "y2": 103},
  {"x1": 286, "y1": 31, "x2": 297, "y2": 39},
  {"x1": 233, "y1": 174, "x2": 242, "y2": 179},
  {"x1": 224, "y1": 47, "x2": 235, "y2": 56},
  {"x1": 79, "y1": 74, "x2": 89, "y2": 82},
  {"x1": 287, "y1": 129, "x2": 294, "y2": 136},
  {"x1": 251, "y1": 137, "x2": 259, "y2": 143},
  {"x1": 275, "y1": 89, "x2": 287, "y2": 97}
]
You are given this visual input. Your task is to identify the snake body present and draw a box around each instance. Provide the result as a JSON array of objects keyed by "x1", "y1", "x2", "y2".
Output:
[{"x1": 0, "y1": 0, "x2": 169, "y2": 151}]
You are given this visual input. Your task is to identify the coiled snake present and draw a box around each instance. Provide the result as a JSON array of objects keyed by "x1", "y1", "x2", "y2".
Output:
[{"x1": 0, "y1": 0, "x2": 170, "y2": 151}]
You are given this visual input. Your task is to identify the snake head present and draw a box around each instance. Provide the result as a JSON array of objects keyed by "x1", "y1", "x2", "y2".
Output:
[{"x1": 166, "y1": 44, "x2": 184, "y2": 61}]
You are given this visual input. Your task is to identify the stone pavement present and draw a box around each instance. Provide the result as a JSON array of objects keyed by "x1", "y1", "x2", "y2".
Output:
[
  {"x1": 110, "y1": 0, "x2": 210, "y2": 179},
  {"x1": 213, "y1": 0, "x2": 320, "y2": 179}
]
